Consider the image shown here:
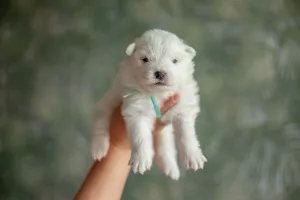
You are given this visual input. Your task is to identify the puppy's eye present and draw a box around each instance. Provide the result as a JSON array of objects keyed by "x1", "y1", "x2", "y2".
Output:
[
  {"x1": 142, "y1": 57, "x2": 149, "y2": 63},
  {"x1": 172, "y1": 59, "x2": 178, "y2": 64}
]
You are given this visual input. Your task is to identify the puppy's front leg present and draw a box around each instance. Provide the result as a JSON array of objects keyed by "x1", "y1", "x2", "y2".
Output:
[
  {"x1": 122, "y1": 113, "x2": 155, "y2": 174},
  {"x1": 154, "y1": 125, "x2": 180, "y2": 180},
  {"x1": 91, "y1": 84, "x2": 121, "y2": 161},
  {"x1": 173, "y1": 115, "x2": 207, "y2": 171}
]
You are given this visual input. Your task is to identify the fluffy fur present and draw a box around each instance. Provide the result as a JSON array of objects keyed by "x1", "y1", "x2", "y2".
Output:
[{"x1": 91, "y1": 29, "x2": 207, "y2": 180}]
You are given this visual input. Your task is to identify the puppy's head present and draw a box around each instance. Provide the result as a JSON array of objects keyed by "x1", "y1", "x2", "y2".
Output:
[{"x1": 121, "y1": 29, "x2": 196, "y2": 93}]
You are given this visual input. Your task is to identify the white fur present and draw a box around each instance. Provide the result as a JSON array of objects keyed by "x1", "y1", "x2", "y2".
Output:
[{"x1": 91, "y1": 29, "x2": 207, "y2": 180}]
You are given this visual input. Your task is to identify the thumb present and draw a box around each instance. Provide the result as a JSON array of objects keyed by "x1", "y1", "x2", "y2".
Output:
[{"x1": 160, "y1": 93, "x2": 180, "y2": 115}]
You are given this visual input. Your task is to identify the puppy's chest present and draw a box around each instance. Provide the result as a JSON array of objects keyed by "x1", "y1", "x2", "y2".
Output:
[{"x1": 122, "y1": 91, "x2": 175, "y2": 116}]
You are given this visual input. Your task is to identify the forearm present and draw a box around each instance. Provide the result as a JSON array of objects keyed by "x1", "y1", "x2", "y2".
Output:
[{"x1": 74, "y1": 147, "x2": 131, "y2": 200}]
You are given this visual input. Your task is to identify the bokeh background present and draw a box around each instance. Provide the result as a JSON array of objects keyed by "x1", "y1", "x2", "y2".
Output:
[{"x1": 1, "y1": 0, "x2": 300, "y2": 199}]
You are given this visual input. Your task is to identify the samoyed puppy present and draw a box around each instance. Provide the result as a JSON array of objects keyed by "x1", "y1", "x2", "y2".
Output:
[{"x1": 91, "y1": 29, "x2": 207, "y2": 180}]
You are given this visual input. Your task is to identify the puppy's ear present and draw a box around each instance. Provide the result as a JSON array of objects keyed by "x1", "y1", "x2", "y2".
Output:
[
  {"x1": 126, "y1": 43, "x2": 136, "y2": 56},
  {"x1": 185, "y1": 45, "x2": 196, "y2": 59}
]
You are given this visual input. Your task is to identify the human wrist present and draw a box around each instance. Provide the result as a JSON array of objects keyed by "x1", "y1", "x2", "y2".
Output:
[{"x1": 109, "y1": 144, "x2": 131, "y2": 159}]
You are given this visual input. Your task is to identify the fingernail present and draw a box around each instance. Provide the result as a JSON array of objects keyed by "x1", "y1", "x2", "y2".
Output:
[
  {"x1": 170, "y1": 96, "x2": 175, "y2": 103},
  {"x1": 172, "y1": 94, "x2": 179, "y2": 103}
]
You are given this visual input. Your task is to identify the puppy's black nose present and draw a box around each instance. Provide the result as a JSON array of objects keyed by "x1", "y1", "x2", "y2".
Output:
[{"x1": 154, "y1": 71, "x2": 166, "y2": 80}]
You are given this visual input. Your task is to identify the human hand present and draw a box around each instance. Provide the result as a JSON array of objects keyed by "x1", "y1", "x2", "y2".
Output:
[{"x1": 109, "y1": 93, "x2": 180, "y2": 151}]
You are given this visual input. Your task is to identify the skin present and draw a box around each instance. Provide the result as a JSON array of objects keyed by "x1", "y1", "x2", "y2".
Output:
[{"x1": 74, "y1": 93, "x2": 180, "y2": 200}]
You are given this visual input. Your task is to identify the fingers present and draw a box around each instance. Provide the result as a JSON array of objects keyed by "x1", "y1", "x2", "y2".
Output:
[
  {"x1": 154, "y1": 93, "x2": 180, "y2": 132},
  {"x1": 160, "y1": 93, "x2": 180, "y2": 115}
]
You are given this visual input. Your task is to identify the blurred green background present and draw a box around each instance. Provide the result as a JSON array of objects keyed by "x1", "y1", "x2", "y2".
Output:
[{"x1": 1, "y1": 0, "x2": 300, "y2": 199}]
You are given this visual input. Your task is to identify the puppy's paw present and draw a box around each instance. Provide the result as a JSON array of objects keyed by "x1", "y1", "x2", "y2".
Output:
[
  {"x1": 182, "y1": 148, "x2": 207, "y2": 171},
  {"x1": 155, "y1": 155, "x2": 180, "y2": 180},
  {"x1": 129, "y1": 149, "x2": 154, "y2": 174},
  {"x1": 163, "y1": 162, "x2": 180, "y2": 180},
  {"x1": 91, "y1": 134, "x2": 110, "y2": 161}
]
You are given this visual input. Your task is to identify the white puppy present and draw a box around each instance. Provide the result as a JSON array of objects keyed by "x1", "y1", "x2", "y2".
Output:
[{"x1": 91, "y1": 29, "x2": 207, "y2": 180}]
